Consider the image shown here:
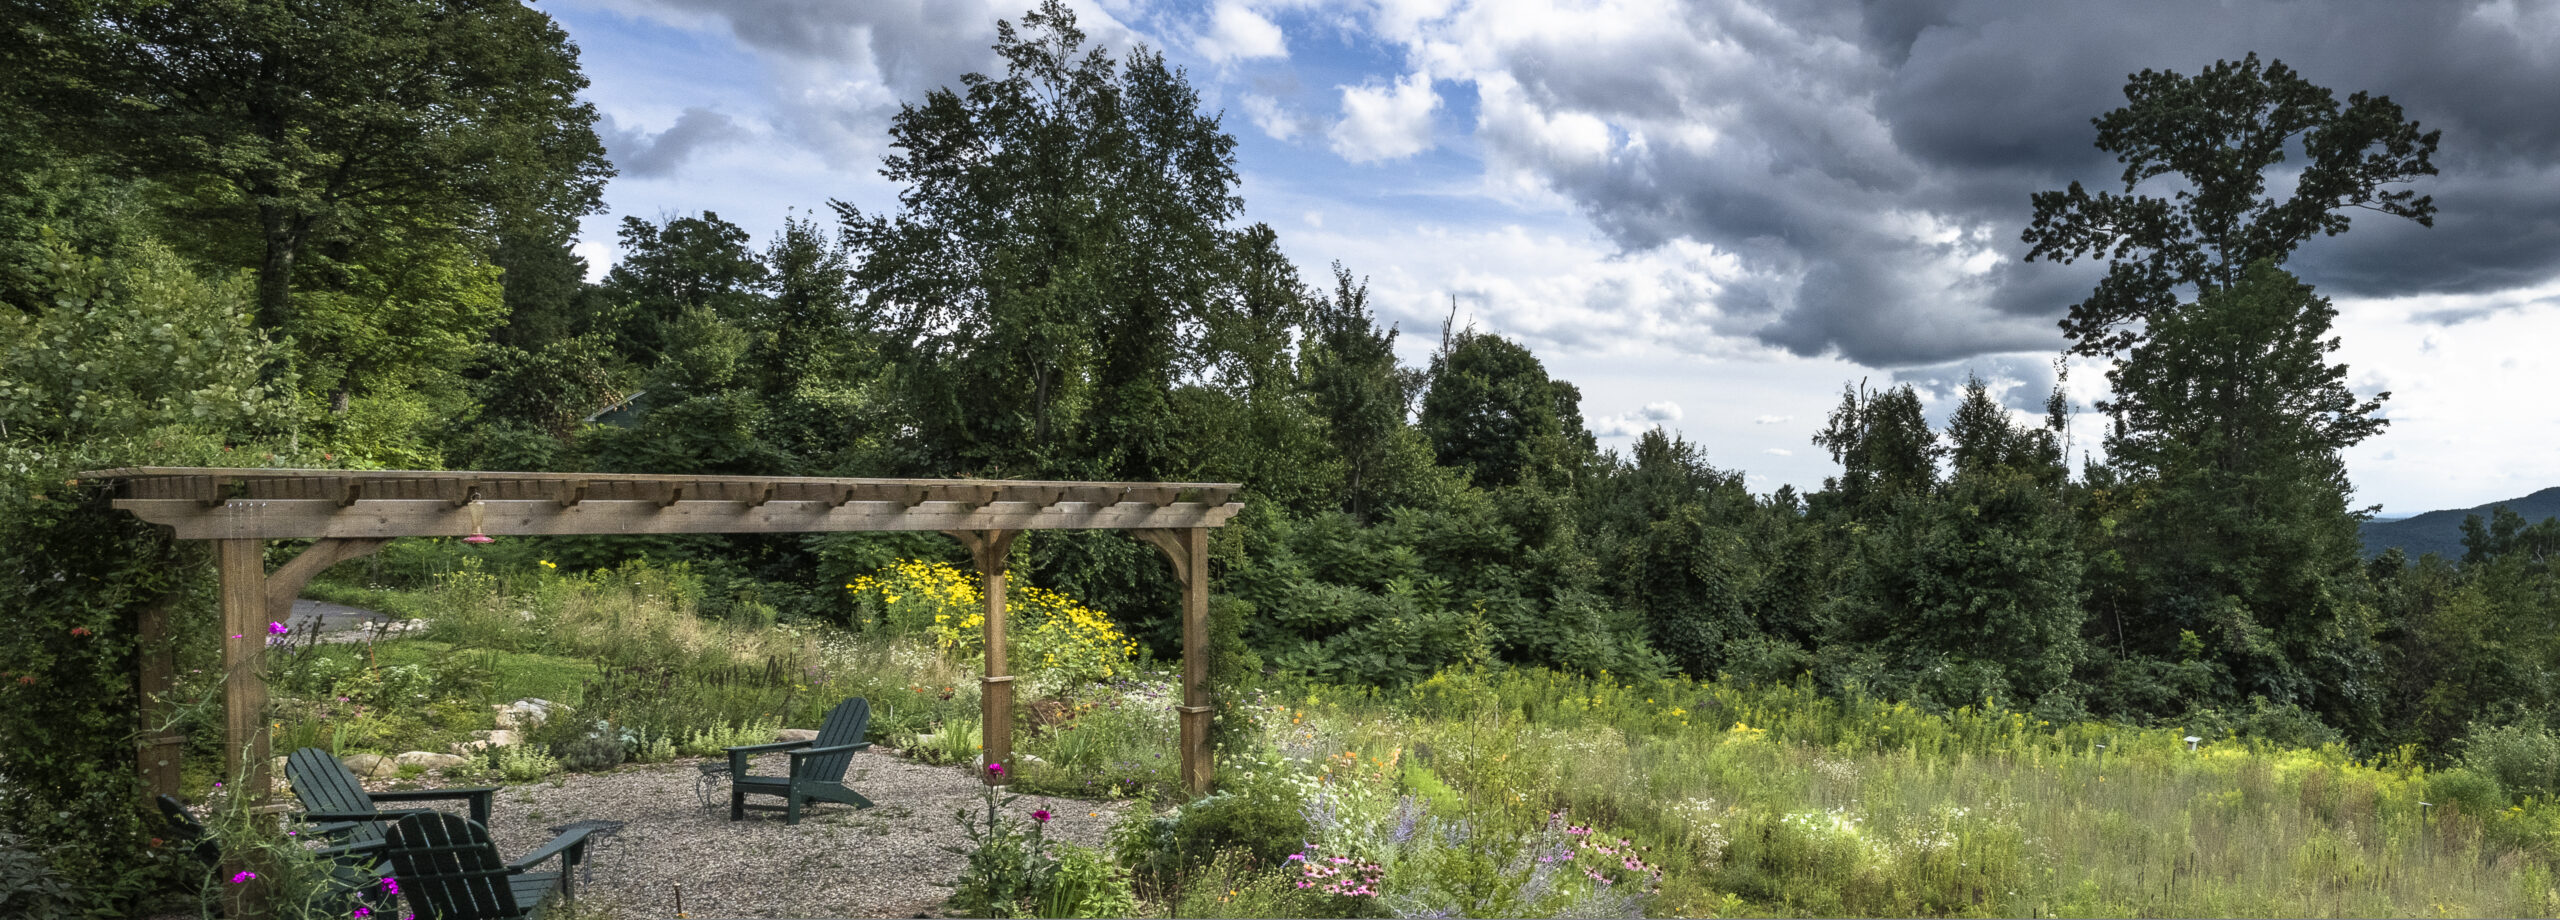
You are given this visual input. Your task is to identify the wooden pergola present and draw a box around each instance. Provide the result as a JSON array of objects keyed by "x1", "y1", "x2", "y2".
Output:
[{"x1": 83, "y1": 467, "x2": 1243, "y2": 801}]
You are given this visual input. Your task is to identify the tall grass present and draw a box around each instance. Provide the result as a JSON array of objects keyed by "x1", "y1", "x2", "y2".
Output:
[{"x1": 1265, "y1": 667, "x2": 2560, "y2": 917}]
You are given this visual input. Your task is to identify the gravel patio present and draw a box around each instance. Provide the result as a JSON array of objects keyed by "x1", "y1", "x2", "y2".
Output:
[{"x1": 374, "y1": 749, "x2": 1137, "y2": 919}]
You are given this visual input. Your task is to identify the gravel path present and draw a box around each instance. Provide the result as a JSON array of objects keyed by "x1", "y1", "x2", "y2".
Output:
[{"x1": 390, "y1": 750, "x2": 1139, "y2": 919}]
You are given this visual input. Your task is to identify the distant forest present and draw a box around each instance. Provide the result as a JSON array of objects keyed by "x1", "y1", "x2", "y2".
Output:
[{"x1": 7, "y1": 0, "x2": 2555, "y2": 786}]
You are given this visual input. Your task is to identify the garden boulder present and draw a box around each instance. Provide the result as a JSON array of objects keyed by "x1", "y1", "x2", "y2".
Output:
[
  {"x1": 341, "y1": 752, "x2": 400, "y2": 778},
  {"x1": 396, "y1": 751, "x2": 467, "y2": 771},
  {"x1": 775, "y1": 728, "x2": 820, "y2": 743},
  {"x1": 494, "y1": 698, "x2": 557, "y2": 730}
]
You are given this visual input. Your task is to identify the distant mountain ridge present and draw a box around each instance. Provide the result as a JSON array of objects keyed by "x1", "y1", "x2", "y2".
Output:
[{"x1": 2360, "y1": 486, "x2": 2560, "y2": 559}]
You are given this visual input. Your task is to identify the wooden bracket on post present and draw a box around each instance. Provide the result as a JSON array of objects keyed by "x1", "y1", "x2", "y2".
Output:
[
  {"x1": 556, "y1": 480, "x2": 588, "y2": 508},
  {"x1": 1130, "y1": 529, "x2": 1195, "y2": 585},
  {"x1": 946, "y1": 529, "x2": 1020, "y2": 577},
  {"x1": 446, "y1": 481, "x2": 481, "y2": 508},
  {"x1": 656, "y1": 483, "x2": 685, "y2": 507},
  {"x1": 746, "y1": 483, "x2": 776, "y2": 507},
  {"x1": 264, "y1": 538, "x2": 392, "y2": 632}
]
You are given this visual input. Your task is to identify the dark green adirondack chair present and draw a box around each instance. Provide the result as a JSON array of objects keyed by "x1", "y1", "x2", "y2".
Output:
[
  {"x1": 155, "y1": 794, "x2": 398, "y2": 915},
  {"x1": 285, "y1": 747, "x2": 497, "y2": 854},
  {"x1": 725, "y1": 696, "x2": 875, "y2": 825},
  {"x1": 380, "y1": 812, "x2": 595, "y2": 920}
]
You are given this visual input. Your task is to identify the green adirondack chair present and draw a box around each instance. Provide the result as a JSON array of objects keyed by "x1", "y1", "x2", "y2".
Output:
[
  {"x1": 155, "y1": 794, "x2": 398, "y2": 915},
  {"x1": 380, "y1": 812, "x2": 595, "y2": 920},
  {"x1": 285, "y1": 747, "x2": 498, "y2": 854},
  {"x1": 724, "y1": 696, "x2": 875, "y2": 825}
]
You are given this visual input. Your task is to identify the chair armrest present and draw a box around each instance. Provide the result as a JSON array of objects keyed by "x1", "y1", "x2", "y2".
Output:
[
  {"x1": 728, "y1": 739, "x2": 811, "y2": 774},
  {"x1": 786, "y1": 741, "x2": 871, "y2": 778},
  {"x1": 724, "y1": 740, "x2": 812, "y2": 755},
  {"x1": 300, "y1": 807, "x2": 440, "y2": 823},
  {"x1": 508, "y1": 825, "x2": 597, "y2": 874},
  {"x1": 370, "y1": 786, "x2": 499, "y2": 827}
]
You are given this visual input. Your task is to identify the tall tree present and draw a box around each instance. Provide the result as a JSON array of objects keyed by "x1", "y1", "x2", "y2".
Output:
[
  {"x1": 1419, "y1": 325, "x2": 1586, "y2": 491},
  {"x1": 7, "y1": 0, "x2": 612, "y2": 334},
  {"x1": 839, "y1": 0, "x2": 1240, "y2": 480},
  {"x1": 2102, "y1": 261, "x2": 2387, "y2": 729},
  {"x1": 1810, "y1": 382, "x2": 1941, "y2": 517},
  {"x1": 2022, "y1": 52, "x2": 2438, "y2": 358},
  {"x1": 1301, "y1": 265, "x2": 1434, "y2": 520}
]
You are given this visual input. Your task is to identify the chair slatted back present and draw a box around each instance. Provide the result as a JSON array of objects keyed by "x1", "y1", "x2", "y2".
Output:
[
  {"x1": 287, "y1": 747, "x2": 387, "y2": 848},
  {"x1": 384, "y1": 812, "x2": 522, "y2": 920},
  {"x1": 804, "y1": 698, "x2": 871, "y2": 781}
]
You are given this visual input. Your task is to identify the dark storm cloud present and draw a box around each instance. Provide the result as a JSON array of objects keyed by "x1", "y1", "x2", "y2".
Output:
[
  {"x1": 1467, "y1": 0, "x2": 2560, "y2": 367},
  {"x1": 600, "y1": 108, "x2": 740, "y2": 178}
]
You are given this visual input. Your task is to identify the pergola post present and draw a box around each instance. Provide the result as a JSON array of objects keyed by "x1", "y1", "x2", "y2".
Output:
[
  {"x1": 213, "y1": 536, "x2": 389, "y2": 800},
  {"x1": 1176, "y1": 527, "x2": 1211, "y2": 795},
  {"x1": 1135, "y1": 526, "x2": 1213, "y2": 795},
  {"x1": 216, "y1": 539, "x2": 270, "y2": 801},
  {"x1": 951, "y1": 530, "x2": 1020, "y2": 785}
]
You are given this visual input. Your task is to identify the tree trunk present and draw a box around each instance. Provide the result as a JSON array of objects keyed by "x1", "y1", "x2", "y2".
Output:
[{"x1": 255, "y1": 206, "x2": 301, "y2": 333}]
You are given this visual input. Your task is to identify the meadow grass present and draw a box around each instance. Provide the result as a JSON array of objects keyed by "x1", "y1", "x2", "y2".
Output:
[
  {"x1": 1266, "y1": 667, "x2": 2560, "y2": 917},
  {"x1": 267, "y1": 562, "x2": 2560, "y2": 916}
]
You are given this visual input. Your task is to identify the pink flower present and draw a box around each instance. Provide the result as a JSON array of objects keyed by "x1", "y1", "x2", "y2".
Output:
[
  {"x1": 380, "y1": 877, "x2": 399, "y2": 895},
  {"x1": 267, "y1": 621, "x2": 288, "y2": 635},
  {"x1": 986, "y1": 762, "x2": 1005, "y2": 777},
  {"x1": 230, "y1": 870, "x2": 257, "y2": 883},
  {"x1": 1031, "y1": 809, "x2": 1051, "y2": 823},
  {"x1": 1287, "y1": 853, "x2": 1305, "y2": 861}
]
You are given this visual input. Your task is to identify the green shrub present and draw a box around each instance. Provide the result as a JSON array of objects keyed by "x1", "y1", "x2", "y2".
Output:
[
  {"x1": 0, "y1": 829, "x2": 77, "y2": 919},
  {"x1": 546, "y1": 719, "x2": 626, "y2": 772},
  {"x1": 678, "y1": 716, "x2": 782, "y2": 758},
  {"x1": 1115, "y1": 771, "x2": 1310, "y2": 899},
  {"x1": 476, "y1": 743, "x2": 559, "y2": 782},
  {"x1": 2430, "y1": 767, "x2": 2509, "y2": 816},
  {"x1": 1032, "y1": 842, "x2": 1139, "y2": 919},
  {"x1": 2460, "y1": 720, "x2": 2560, "y2": 802}
]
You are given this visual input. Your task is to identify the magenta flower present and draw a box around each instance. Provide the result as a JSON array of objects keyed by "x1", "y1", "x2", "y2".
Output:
[
  {"x1": 986, "y1": 762, "x2": 1005, "y2": 777},
  {"x1": 353, "y1": 908, "x2": 372, "y2": 919},
  {"x1": 1287, "y1": 853, "x2": 1305, "y2": 861},
  {"x1": 380, "y1": 877, "x2": 399, "y2": 895},
  {"x1": 230, "y1": 870, "x2": 257, "y2": 883},
  {"x1": 1031, "y1": 809, "x2": 1051, "y2": 823},
  {"x1": 268, "y1": 621, "x2": 288, "y2": 635}
]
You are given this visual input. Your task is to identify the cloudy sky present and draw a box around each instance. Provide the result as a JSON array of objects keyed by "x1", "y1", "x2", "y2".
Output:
[{"x1": 545, "y1": 0, "x2": 2560, "y2": 515}]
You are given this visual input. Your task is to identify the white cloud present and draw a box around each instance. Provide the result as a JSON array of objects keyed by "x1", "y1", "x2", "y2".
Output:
[
  {"x1": 1330, "y1": 71, "x2": 1440, "y2": 162},
  {"x1": 1640, "y1": 400, "x2": 1683, "y2": 422},
  {"x1": 1242, "y1": 93, "x2": 1314, "y2": 142},
  {"x1": 1283, "y1": 216, "x2": 1758, "y2": 360},
  {"x1": 1763, "y1": 448, "x2": 1794, "y2": 457},
  {"x1": 1753, "y1": 414, "x2": 1790, "y2": 425},
  {"x1": 1197, "y1": 2, "x2": 1288, "y2": 64},
  {"x1": 571, "y1": 239, "x2": 615, "y2": 284}
]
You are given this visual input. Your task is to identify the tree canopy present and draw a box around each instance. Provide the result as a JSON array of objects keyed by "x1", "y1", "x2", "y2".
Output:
[{"x1": 2022, "y1": 52, "x2": 2438, "y2": 358}]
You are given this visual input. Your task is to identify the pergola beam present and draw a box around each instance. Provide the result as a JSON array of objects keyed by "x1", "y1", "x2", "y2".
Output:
[{"x1": 113, "y1": 499, "x2": 1241, "y2": 540}]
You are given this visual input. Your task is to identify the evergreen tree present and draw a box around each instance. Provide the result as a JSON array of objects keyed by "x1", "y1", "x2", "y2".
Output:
[{"x1": 2102, "y1": 261, "x2": 2387, "y2": 731}]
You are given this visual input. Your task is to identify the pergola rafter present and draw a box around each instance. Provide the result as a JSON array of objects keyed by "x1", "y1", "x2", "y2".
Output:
[{"x1": 84, "y1": 467, "x2": 1243, "y2": 803}]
